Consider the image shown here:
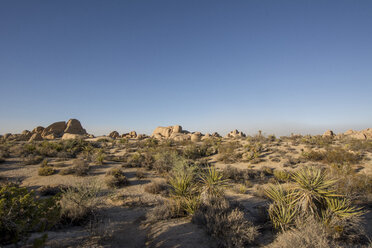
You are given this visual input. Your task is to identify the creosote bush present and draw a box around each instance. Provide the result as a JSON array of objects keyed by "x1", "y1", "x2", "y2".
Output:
[
  {"x1": 0, "y1": 183, "x2": 60, "y2": 245},
  {"x1": 38, "y1": 166, "x2": 55, "y2": 176},
  {"x1": 192, "y1": 196, "x2": 258, "y2": 248},
  {"x1": 105, "y1": 168, "x2": 129, "y2": 188},
  {"x1": 302, "y1": 147, "x2": 362, "y2": 165}
]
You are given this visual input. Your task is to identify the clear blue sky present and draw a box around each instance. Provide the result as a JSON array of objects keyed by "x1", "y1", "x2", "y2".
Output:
[{"x1": 1, "y1": 0, "x2": 371, "y2": 136}]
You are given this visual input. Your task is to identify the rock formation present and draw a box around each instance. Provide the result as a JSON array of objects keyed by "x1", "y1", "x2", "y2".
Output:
[
  {"x1": 42, "y1": 121, "x2": 66, "y2": 139},
  {"x1": 109, "y1": 131, "x2": 120, "y2": 139},
  {"x1": 322, "y1": 130, "x2": 335, "y2": 138},
  {"x1": 225, "y1": 129, "x2": 246, "y2": 138},
  {"x1": 64, "y1": 119, "x2": 87, "y2": 135},
  {"x1": 152, "y1": 125, "x2": 185, "y2": 139}
]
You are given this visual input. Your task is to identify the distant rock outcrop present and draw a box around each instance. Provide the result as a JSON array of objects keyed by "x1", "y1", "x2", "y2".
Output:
[
  {"x1": 322, "y1": 130, "x2": 335, "y2": 138},
  {"x1": 152, "y1": 125, "x2": 186, "y2": 139},
  {"x1": 191, "y1": 132, "x2": 202, "y2": 142},
  {"x1": 29, "y1": 133, "x2": 43, "y2": 142},
  {"x1": 62, "y1": 133, "x2": 84, "y2": 140},
  {"x1": 32, "y1": 126, "x2": 45, "y2": 134},
  {"x1": 109, "y1": 131, "x2": 120, "y2": 139},
  {"x1": 225, "y1": 129, "x2": 246, "y2": 138},
  {"x1": 64, "y1": 119, "x2": 87, "y2": 135},
  {"x1": 342, "y1": 128, "x2": 372, "y2": 140},
  {"x1": 42, "y1": 121, "x2": 66, "y2": 139}
]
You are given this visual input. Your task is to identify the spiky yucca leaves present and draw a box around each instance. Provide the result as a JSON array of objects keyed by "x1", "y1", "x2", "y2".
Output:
[
  {"x1": 291, "y1": 167, "x2": 339, "y2": 216},
  {"x1": 322, "y1": 197, "x2": 363, "y2": 224},
  {"x1": 169, "y1": 172, "x2": 194, "y2": 197},
  {"x1": 265, "y1": 184, "x2": 298, "y2": 231},
  {"x1": 200, "y1": 166, "x2": 227, "y2": 197}
]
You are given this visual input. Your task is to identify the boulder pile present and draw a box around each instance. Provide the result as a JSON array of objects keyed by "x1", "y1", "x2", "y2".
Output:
[{"x1": 225, "y1": 129, "x2": 246, "y2": 138}]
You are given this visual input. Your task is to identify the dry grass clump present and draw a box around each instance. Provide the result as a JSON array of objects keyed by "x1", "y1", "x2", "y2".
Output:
[
  {"x1": 273, "y1": 169, "x2": 291, "y2": 183},
  {"x1": 268, "y1": 217, "x2": 337, "y2": 248},
  {"x1": 23, "y1": 154, "x2": 44, "y2": 165},
  {"x1": 72, "y1": 159, "x2": 89, "y2": 176},
  {"x1": 146, "y1": 198, "x2": 187, "y2": 223},
  {"x1": 302, "y1": 147, "x2": 362, "y2": 165},
  {"x1": 192, "y1": 197, "x2": 259, "y2": 248},
  {"x1": 144, "y1": 180, "x2": 168, "y2": 195},
  {"x1": 217, "y1": 141, "x2": 242, "y2": 163},
  {"x1": 153, "y1": 149, "x2": 180, "y2": 173},
  {"x1": 104, "y1": 168, "x2": 129, "y2": 188},
  {"x1": 344, "y1": 139, "x2": 372, "y2": 153},
  {"x1": 60, "y1": 181, "x2": 101, "y2": 225}
]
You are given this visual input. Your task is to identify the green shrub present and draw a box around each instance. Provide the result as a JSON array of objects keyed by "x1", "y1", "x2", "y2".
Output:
[
  {"x1": 200, "y1": 166, "x2": 227, "y2": 197},
  {"x1": 0, "y1": 184, "x2": 60, "y2": 245},
  {"x1": 105, "y1": 168, "x2": 129, "y2": 188},
  {"x1": 302, "y1": 148, "x2": 362, "y2": 165},
  {"x1": 273, "y1": 169, "x2": 291, "y2": 182},
  {"x1": 23, "y1": 155, "x2": 44, "y2": 165},
  {"x1": 217, "y1": 141, "x2": 242, "y2": 163},
  {"x1": 38, "y1": 166, "x2": 55, "y2": 176},
  {"x1": 153, "y1": 150, "x2": 179, "y2": 173}
]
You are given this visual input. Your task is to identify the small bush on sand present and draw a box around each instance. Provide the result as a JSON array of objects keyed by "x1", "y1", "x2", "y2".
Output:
[
  {"x1": 59, "y1": 167, "x2": 75, "y2": 175},
  {"x1": 268, "y1": 217, "x2": 336, "y2": 248},
  {"x1": 105, "y1": 168, "x2": 129, "y2": 188},
  {"x1": 302, "y1": 147, "x2": 362, "y2": 165},
  {"x1": 0, "y1": 183, "x2": 60, "y2": 245},
  {"x1": 94, "y1": 149, "x2": 105, "y2": 165},
  {"x1": 192, "y1": 197, "x2": 258, "y2": 248},
  {"x1": 217, "y1": 141, "x2": 242, "y2": 163},
  {"x1": 60, "y1": 181, "x2": 101, "y2": 225},
  {"x1": 38, "y1": 166, "x2": 55, "y2": 176},
  {"x1": 144, "y1": 181, "x2": 168, "y2": 195},
  {"x1": 23, "y1": 154, "x2": 44, "y2": 165},
  {"x1": 146, "y1": 198, "x2": 187, "y2": 223},
  {"x1": 72, "y1": 159, "x2": 89, "y2": 176},
  {"x1": 153, "y1": 149, "x2": 179, "y2": 173},
  {"x1": 273, "y1": 169, "x2": 291, "y2": 183}
]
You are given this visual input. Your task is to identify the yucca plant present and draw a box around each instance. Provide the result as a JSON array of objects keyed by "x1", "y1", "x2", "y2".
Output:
[
  {"x1": 169, "y1": 172, "x2": 194, "y2": 197},
  {"x1": 265, "y1": 184, "x2": 298, "y2": 231},
  {"x1": 200, "y1": 166, "x2": 227, "y2": 197},
  {"x1": 291, "y1": 167, "x2": 339, "y2": 216},
  {"x1": 324, "y1": 197, "x2": 363, "y2": 221}
]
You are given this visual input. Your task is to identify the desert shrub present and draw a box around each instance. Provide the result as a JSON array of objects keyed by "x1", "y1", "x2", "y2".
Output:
[
  {"x1": 0, "y1": 156, "x2": 5, "y2": 163},
  {"x1": 261, "y1": 166, "x2": 273, "y2": 176},
  {"x1": 59, "y1": 167, "x2": 75, "y2": 175},
  {"x1": 94, "y1": 149, "x2": 105, "y2": 165},
  {"x1": 60, "y1": 181, "x2": 101, "y2": 225},
  {"x1": 268, "y1": 217, "x2": 337, "y2": 248},
  {"x1": 182, "y1": 143, "x2": 209, "y2": 159},
  {"x1": 153, "y1": 149, "x2": 180, "y2": 173},
  {"x1": 0, "y1": 184, "x2": 60, "y2": 245},
  {"x1": 233, "y1": 184, "x2": 248, "y2": 194},
  {"x1": 72, "y1": 159, "x2": 89, "y2": 176},
  {"x1": 127, "y1": 152, "x2": 144, "y2": 167},
  {"x1": 136, "y1": 169, "x2": 145, "y2": 179},
  {"x1": 38, "y1": 166, "x2": 55, "y2": 176},
  {"x1": 192, "y1": 197, "x2": 258, "y2": 248},
  {"x1": 302, "y1": 148, "x2": 362, "y2": 165},
  {"x1": 105, "y1": 168, "x2": 129, "y2": 188},
  {"x1": 300, "y1": 135, "x2": 333, "y2": 148},
  {"x1": 23, "y1": 154, "x2": 44, "y2": 165},
  {"x1": 146, "y1": 198, "x2": 187, "y2": 223},
  {"x1": 39, "y1": 185, "x2": 67, "y2": 196},
  {"x1": 222, "y1": 165, "x2": 257, "y2": 183},
  {"x1": 144, "y1": 181, "x2": 168, "y2": 195},
  {"x1": 217, "y1": 141, "x2": 242, "y2": 163},
  {"x1": 345, "y1": 139, "x2": 372, "y2": 153},
  {"x1": 273, "y1": 169, "x2": 291, "y2": 183}
]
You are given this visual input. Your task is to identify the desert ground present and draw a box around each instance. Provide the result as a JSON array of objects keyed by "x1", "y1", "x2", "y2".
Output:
[{"x1": 0, "y1": 119, "x2": 371, "y2": 248}]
